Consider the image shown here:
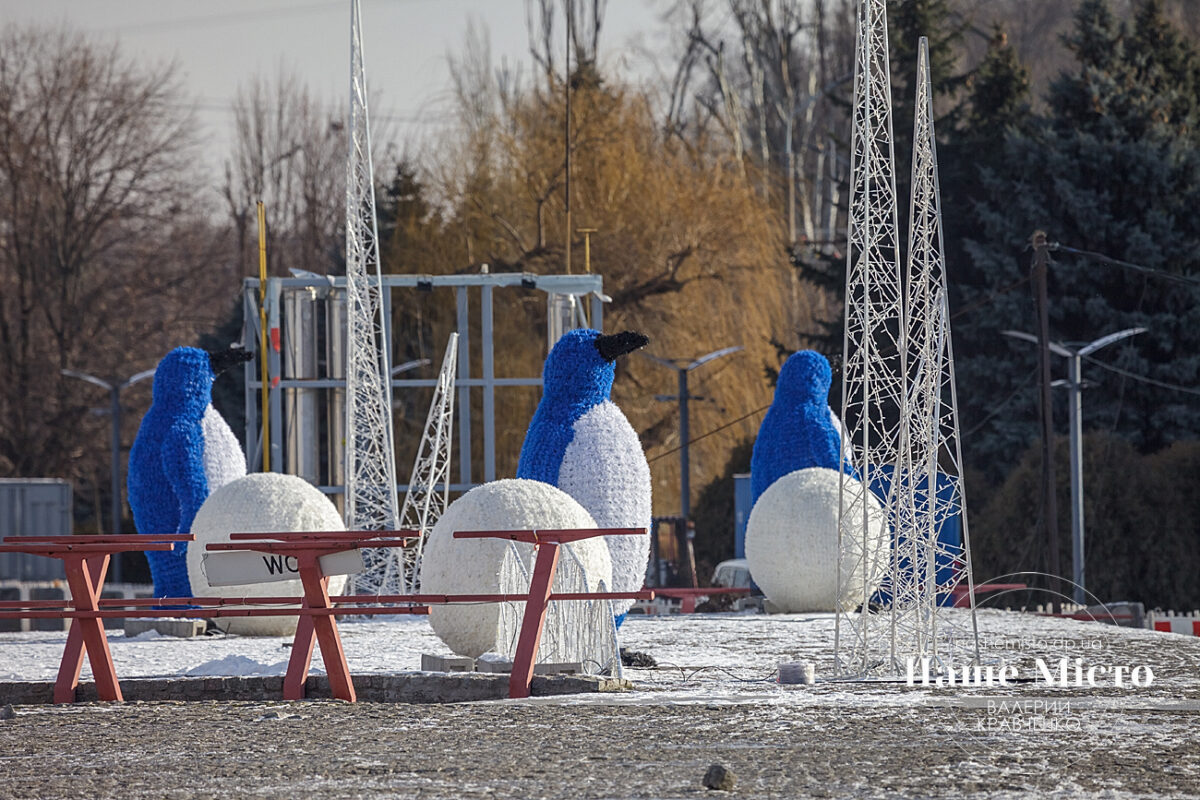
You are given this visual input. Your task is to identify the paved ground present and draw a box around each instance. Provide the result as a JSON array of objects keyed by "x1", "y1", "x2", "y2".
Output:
[
  {"x1": 3, "y1": 611, "x2": 1198, "y2": 798},
  {"x1": 2, "y1": 683, "x2": 1197, "y2": 798}
]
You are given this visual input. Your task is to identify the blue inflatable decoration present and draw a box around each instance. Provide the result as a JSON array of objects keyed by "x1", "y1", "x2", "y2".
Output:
[
  {"x1": 869, "y1": 465, "x2": 963, "y2": 607},
  {"x1": 128, "y1": 346, "x2": 251, "y2": 597},
  {"x1": 517, "y1": 328, "x2": 652, "y2": 618},
  {"x1": 750, "y1": 350, "x2": 853, "y2": 509}
]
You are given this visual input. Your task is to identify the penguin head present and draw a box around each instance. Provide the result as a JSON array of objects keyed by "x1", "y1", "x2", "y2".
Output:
[
  {"x1": 775, "y1": 350, "x2": 833, "y2": 405},
  {"x1": 208, "y1": 345, "x2": 253, "y2": 376},
  {"x1": 542, "y1": 328, "x2": 649, "y2": 410},
  {"x1": 151, "y1": 347, "x2": 215, "y2": 417}
]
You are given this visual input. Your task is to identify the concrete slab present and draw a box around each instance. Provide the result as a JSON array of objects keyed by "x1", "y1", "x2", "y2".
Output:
[
  {"x1": 124, "y1": 618, "x2": 206, "y2": 638},
  {"x1": 420, "y1": 653, "x2": 476, "y2": 673},
  {"x1": 474, "y1": 658, "x2": 582, "y2": 675}
]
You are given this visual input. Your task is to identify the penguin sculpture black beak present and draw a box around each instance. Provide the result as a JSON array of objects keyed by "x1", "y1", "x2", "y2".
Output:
[
  {"x1": 594, "y1": 331, "x2": 650, "y2": 362},
  {"x1": 208, "y1": 346, "x2": 254, "y2": 376}
]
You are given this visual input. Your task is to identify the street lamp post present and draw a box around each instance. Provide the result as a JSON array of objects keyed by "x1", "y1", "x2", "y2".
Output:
[
  {"x1": 641, "y1": 346, "x2": 743, "y2": 520},
  {"x1": 61, "y1": 368, "x2": 156, "y2": 582},
  {"x1": 1001, "y1": 327, "x2": 1146, "y2": 605}
]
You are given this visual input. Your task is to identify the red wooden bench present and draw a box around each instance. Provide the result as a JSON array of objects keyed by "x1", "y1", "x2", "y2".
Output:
[
  {"x1": 0, "y1": 532, "x2": 428, "y2": 703},
  {"x1": 650, "y1": 587, "x2": 752, "y2": 614},
  {"x1": 0, "y1": 527, "x2": 652, "y2": 703}
]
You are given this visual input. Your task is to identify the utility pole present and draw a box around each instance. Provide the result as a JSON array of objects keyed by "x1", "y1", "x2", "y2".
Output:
[
  {"x1": 577, "y1": 227, "x2": 597, "y2": 273},
  {"x1": 642, "y1": 347, "x2": 743, "y2": 521},
  {"x1": 564, "y1": 2, "x2": 573, "y2": 274},
  {"x1": 1031, "y1": 230, "x2": 1061, "y2": 612}
]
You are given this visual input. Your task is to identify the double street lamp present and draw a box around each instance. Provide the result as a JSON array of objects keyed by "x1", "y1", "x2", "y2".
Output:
[
  {"x1": 641, "y1": 346, "x2": 743, "y2": 520},
  {"x1": 1001, "y1": 327, "x2": 1147, "y2": 604},
  {"x1": 61, "y1": 368, "x2": 156, "y2": 582}
]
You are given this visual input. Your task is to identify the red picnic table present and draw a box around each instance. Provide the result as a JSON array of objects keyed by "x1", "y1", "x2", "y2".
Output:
[
  {"x1": 2, "y1": 527, "x2": 652, "y2": 703},
  {"x1": 449, "y1": 528, "x2": 653, "y2": 699},
  {"x1": 649, "y1": 587, "x2": 752, "y2": 614},
  {"x1": 197, "y1": 530, "x2": 420, "y2": 703},
  {"x1": 0, "y1": 532, "x2": 427, "y2": 703},
  {"x1": 0, "y1": 534, "x2": 193, "y2": 703}
]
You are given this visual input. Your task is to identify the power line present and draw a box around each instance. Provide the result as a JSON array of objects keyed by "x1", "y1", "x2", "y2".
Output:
[
  {"x1": 646, "y1": 404, "x2": 768, "y2": 464},
  {"x1": 645, "y1": 271, "x2": 1034, "y2": 462},
  {"x1": 962, "y1": 366, "x2": 1039, "y2": 439},
  {"x1": 1050, "y1": 242, "x2": 1200, "y2": 289},
  {"x1": 1081, "y1": 354, "x2": 1200, "y2": 397}
]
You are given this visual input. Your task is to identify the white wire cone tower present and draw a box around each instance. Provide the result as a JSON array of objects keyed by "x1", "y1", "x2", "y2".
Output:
[
  {"x1": 834, "y1": 0, "x2": 906, "y2": 675},
  {"x1": 343, "y1": 0, "x2": 400, "y2": 543},
  {"x1": 396, "y1": 334, "x2": 458, "y2": 594},
  {"x1": 835, "y1": 20, "x2": 980, "y2": 675},
  {"x1": 884, "y1": 38, "x2": 980, "y2": 673}
]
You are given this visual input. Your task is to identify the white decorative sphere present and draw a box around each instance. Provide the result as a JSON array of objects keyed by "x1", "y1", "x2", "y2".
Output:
[
  {"x1": 745, "y1": 467, "x2": 889, "y2": 612},
  {"x1": 419, "y1": 479, "x2": 612, "y2": 658},
  {"x1": 187, "y1": 472, "x2": 348, "y2": 636}
]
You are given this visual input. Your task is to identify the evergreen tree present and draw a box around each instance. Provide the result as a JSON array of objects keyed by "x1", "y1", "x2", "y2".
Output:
[
  {"x1": 951, "y1": 0, "x2": 1200, "y2": 482},
  {"x1": 791, "y1": 0, "x2": 971, "y2": 360},
  {"x1": 961, "y1": 25, "x2": 1032, "y2": 139},
  {"x1": 889, "y1": 0, "x2": 968, "y2": 184}
]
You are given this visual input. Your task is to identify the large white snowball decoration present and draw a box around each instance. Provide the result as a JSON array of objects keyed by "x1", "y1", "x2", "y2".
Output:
[
  {"x1": 187, "y1": 472, "x2": 348, "y2": 636},
  {"x1": 419, "y1": 478, "x2": 612, "y2": 659},
  {"x1": 745, "y1": 467, "x2": 889, "y2": 613}
]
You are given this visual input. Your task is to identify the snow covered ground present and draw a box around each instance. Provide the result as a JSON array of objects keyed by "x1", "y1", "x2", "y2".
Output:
[
  {"x1": 3, "y1": 608, "x2": 1199, "y2": 799},
  {"x1": 3, "y1": 607, "x2": 1198, "y2": 704}
]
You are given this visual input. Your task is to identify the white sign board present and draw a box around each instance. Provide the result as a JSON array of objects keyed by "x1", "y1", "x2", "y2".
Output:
[{"x1": 202, "y1": 548, "x2": 364, "y2": 588}]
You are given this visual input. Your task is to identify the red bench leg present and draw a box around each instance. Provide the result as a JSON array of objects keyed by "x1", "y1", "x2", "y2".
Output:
[
  {"x1": 284, "y1": 604, "x2": 317, "y2": 701},
  {"x1": 55, "y1": 555, "x2": 109, "y2": 703},
  {"x1": 59, "y1": 555, "x2": 122, "y2": 703},
  {"x1": 509, "y1": 542, "x2": 560, "y2": 699},
  {"x1": 289, "y1": 562, "x2": 355, "y2": 702}
]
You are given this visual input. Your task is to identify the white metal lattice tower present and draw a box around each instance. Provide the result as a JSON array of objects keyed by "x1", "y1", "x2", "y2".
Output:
[
  {"x1": 343, "y1": 0, "x2": 399, "y2": 535},
  {"x1": 393, "y1": 333, "x2": 458, "y2": 594},
  {"x1": 834, "y1": 0, "x2": 906, "y2": 675},
  {"x1": 836, "y1": 34, "x2": 981, "y2": 676},
  {"x1": 885, "y1": 38, "x2": 980, "y2": 672}
]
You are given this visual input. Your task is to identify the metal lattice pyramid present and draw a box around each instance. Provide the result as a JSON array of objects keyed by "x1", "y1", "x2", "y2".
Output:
[
  {"x1": 343, "y1": 0, "x2": 399, "y2": 536},
  {"x1": 884, "y1": 37, "x2": 980, "y2": 671},
  {"x1": 397, "y1": 334, "x2": 458, "y2": 594},
  {"x1": 834, "y1": 0, "x2": 906, "y2": 675},
  {"x1": 835, "y1": 20, "x2": 980, "y2": 676}
]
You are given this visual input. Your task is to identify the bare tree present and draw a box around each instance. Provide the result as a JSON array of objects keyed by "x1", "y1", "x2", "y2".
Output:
[
  {"x1": 666, "y1": 0, "x2": 855, "y2": 250},
  {"x1": 0, "y1": 24, "x2": 234, "y2": 511},
  {"x1": 221, "y1": 67, "x2": 345, "y2": 277}
]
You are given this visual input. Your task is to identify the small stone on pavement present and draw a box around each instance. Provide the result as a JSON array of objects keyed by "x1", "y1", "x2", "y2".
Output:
[{"x1": 703, "y1": 764, "x2": 735, "y2": 791}]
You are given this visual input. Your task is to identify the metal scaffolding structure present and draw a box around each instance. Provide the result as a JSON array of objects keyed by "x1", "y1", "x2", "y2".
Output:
[
  {"x1": 241, "y1": 273, "x2": 605, "y2": 497},
  {"x1": 342, "y1": 0, "x2": 399, "y2": 533},
  {"x1": 391, "y1": 333, "x2": 458, "y2": 595},
  {"x1": 835, "y1": 0, "x2": 906, "y2": 675}
]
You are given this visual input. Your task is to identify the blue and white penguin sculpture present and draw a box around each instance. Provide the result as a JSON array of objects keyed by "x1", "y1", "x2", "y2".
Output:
[
  {"x1": 750, "y1": 350, "x2": 853, "y2": 509},
  {"x1": 127, "y1": 346, "x2": 252, "y2": 597},
  {"x1": 517, "y1": 329, "x2": 652, "y2": 614}
]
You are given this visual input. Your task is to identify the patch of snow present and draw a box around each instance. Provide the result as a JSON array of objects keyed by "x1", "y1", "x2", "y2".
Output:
[{"x1": 184, "y1": 654, "x2": 288, "y2": 677}]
